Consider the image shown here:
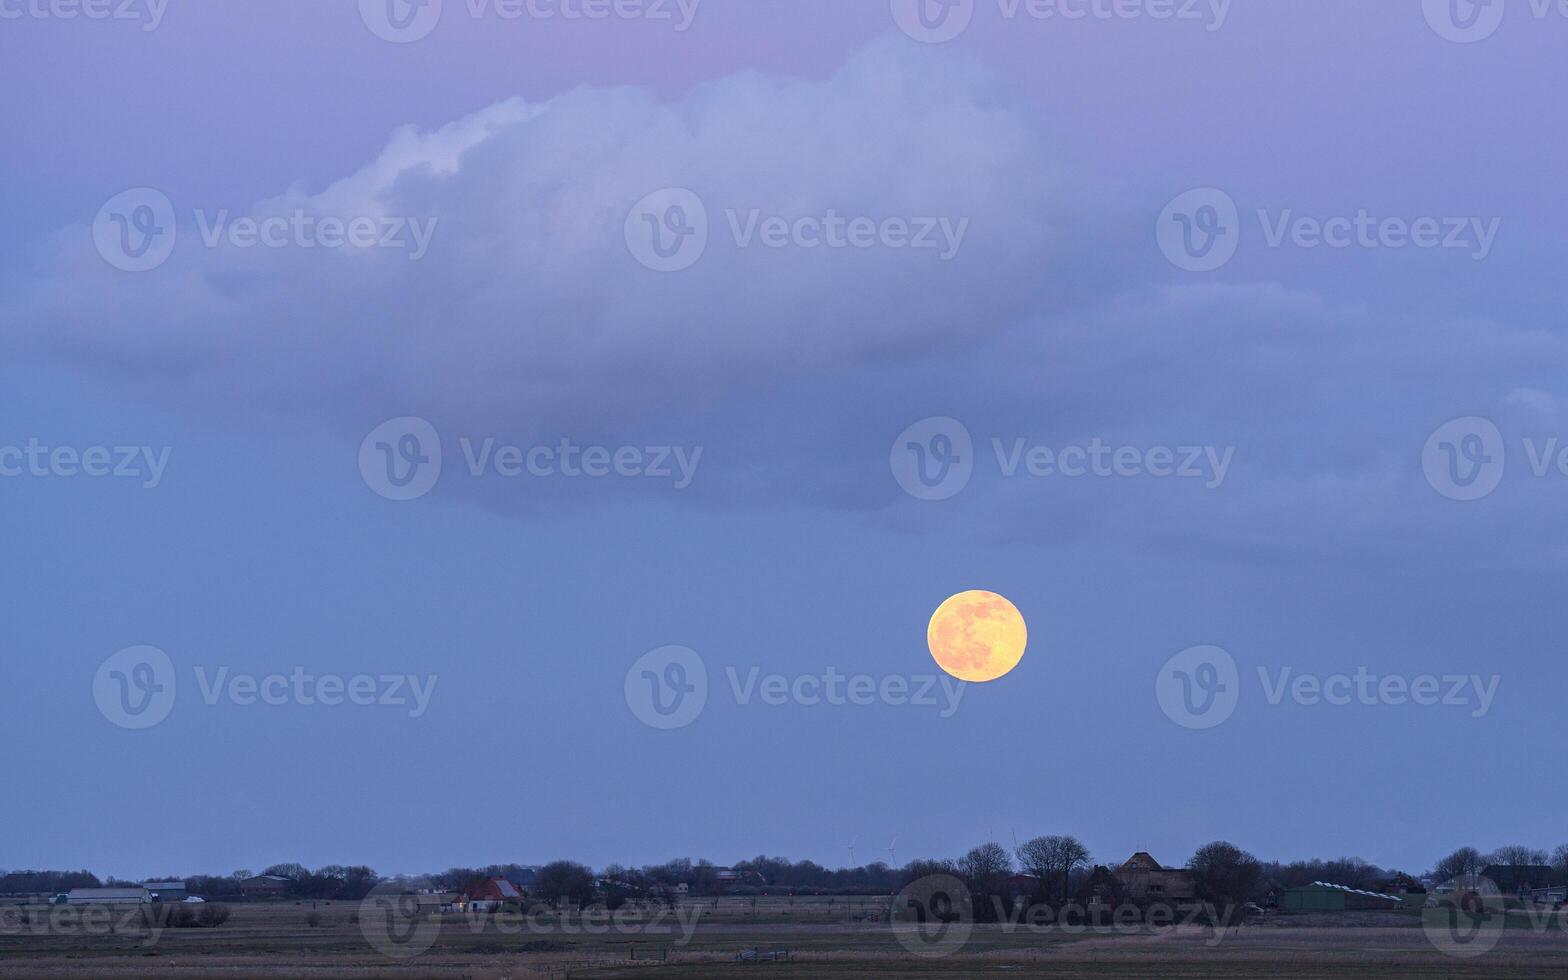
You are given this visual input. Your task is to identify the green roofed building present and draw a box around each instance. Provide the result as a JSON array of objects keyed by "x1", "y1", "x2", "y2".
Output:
[{"x1": 1279, "y1": 881, "x2": 1404, "y2": 912}]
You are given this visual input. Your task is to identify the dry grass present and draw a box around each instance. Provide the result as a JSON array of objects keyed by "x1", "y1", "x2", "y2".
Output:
[{"x1": 2, "y1": 899, "x2": 1565, "y2": 978}]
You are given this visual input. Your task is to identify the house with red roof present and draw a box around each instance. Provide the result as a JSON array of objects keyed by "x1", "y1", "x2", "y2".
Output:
[{"x1": 455, "y1": 877, "x2": 526, "y2": 912}]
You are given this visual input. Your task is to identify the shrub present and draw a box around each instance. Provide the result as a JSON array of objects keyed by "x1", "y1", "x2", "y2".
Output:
[
  {"x1": 197, "y1": 904, "x2": 231, "y2": 928},
  {"x1": 306, "y1": 911, "x2": 322, "y2": 928}
]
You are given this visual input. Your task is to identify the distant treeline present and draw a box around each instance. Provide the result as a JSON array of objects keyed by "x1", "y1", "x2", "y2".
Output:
[
  {"x1": 5, "y1": 842, "x2": 1564, "y2": 907},
  {"x1": 0, "y1": 865, "x2": 378, "y2": 901}
]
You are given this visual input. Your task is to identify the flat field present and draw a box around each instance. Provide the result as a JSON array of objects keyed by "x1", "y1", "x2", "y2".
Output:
[{"x1": 2, "y1": 897, "x2": 1566, "y2": 978}]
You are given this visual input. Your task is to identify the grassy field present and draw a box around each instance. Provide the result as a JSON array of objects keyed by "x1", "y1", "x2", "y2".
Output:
[{"x1": 2, "y1": 897, "x2": 1566, "y2": 978}]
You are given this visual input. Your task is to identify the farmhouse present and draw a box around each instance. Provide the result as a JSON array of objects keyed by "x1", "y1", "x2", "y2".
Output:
[
  {"x1": 66, "y1": 887, "x2": 150, "y2": 905},
  {"x1": 1113, "y1": 853, "x2": 1197, "y2": 902},
  {"x1": 1278, "y1": 881, "x2": 1403, "y2": 912},
  {"x1": 240, "y1": 875, "x2": 292, "y2": 898},
  {"x1": 455, "y1": 877, "x2": 525, "y2": 912}
]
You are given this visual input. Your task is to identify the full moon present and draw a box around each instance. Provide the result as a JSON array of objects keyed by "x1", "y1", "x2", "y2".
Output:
[{"x1": 927, "y1": 591, "x2": 1028, "y2": 683}]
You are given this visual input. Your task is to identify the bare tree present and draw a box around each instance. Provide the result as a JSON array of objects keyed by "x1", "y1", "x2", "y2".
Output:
[
  {"x1": 1431, "y1": 847, "x2": 1483, "y2": 884},
  {"x1": 1486, "y1": 845, "x2": 1548, "y2": 867},
  {"x1": 1553, "y1": 845, "x2": 1568, "y2": 878},
  {"x1": 959, "y1": 843, "x2": 1012, "y2": 923},
  {"x1": 1014, "y1": 837, "x2": 1054, "y2": 900},
  {"x1": 960, "y1": 843, "x2": 1011, "y2": 885},
  {"x1": 1015, "y1": 835, "x2": 1090, "y2": 904}
]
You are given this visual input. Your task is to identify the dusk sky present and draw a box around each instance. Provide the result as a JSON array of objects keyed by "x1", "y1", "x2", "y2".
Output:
[{"x1": 2, "y1": 1, "x2": 1566, "y2": 882}]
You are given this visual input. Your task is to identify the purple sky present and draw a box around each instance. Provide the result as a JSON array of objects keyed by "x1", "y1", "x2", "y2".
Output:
[{"x1": 2, "y1": 1, "x2": 1566, "y2": 881}]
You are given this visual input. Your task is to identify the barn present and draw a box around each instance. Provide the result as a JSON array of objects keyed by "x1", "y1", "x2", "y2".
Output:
[
  {"x1": 143, "y1": 881, "x2": 188, "y2": 902},
  {"x1": 1278, "y1": 881, "x2": 1403, "y2": 912},
  {"x1": 66, "y1": 888, "x2": 151, "y2": 905}
]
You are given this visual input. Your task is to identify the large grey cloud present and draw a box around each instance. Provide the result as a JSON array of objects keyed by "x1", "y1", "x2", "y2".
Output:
[
  {"x1": 2, "y1": 39, "x2": 1060, "y2": 440},
  {"x1": 5, "y1": 38, "x2": 1564, "y2": 569}
]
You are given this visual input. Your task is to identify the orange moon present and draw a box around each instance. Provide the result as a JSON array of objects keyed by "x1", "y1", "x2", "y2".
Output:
[{"x1": 927, "y1": 591, "x2": 1028, "y2": 683}]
